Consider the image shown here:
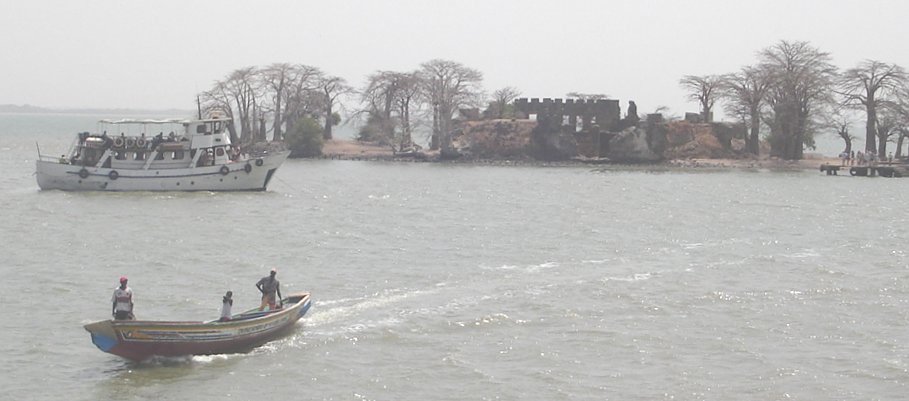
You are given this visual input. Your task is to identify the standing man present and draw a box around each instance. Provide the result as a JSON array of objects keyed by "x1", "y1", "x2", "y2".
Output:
[
  {"x1": 219, "y1": 291, "x2": 233, "y2": 322},
  {"x1": 112, "y1": 276, "x2": 135, "y2": 320},
  {"x1": 256, "y1": 268, "x2": 282, "y2": 311}
]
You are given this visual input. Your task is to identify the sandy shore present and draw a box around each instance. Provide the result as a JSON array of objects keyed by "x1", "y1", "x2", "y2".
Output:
[{"x1": 320, "y1": 139, "x2": 838, "y2": 170}]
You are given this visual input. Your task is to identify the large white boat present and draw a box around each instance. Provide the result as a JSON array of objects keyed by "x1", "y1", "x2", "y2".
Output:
[{"x1": 36, "y1": 116, "x2": 290, "y2": 191}]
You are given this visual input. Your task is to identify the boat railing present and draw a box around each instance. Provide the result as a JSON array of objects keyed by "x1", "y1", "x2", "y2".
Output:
[{"x1": 38, "y1": 154, "x2": 72, "y2": 164}]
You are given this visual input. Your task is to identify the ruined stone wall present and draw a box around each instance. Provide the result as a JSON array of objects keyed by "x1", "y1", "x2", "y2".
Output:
[{"x1": 514, "y1": 98, "x2": 621, "y2": 133}]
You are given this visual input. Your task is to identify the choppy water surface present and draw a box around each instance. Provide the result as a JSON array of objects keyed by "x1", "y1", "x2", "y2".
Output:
[{"x1": 1, "y1": 114, "x2": 907, "y2": 400}]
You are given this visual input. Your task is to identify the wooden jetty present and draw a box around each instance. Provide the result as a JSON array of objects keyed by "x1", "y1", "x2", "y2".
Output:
[{"x1": 820, "y1": 163, "x2": 909, "y2": 177}]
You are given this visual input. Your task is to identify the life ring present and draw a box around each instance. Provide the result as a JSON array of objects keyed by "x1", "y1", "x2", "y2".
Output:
[
  {"x1": 78, "y1": 168, "x2": 89, "y2": 179},
  {"x1": 849, "y1": 167, "x2": 857, "y2": 176},
  {"x1": 220, "y1": 165, "x2": 230, "y2": 175},
  {"x1": 136, "y1": 138, "x2": 147, "y2": 148},
  {"x1": 244, "y1": 163, "x2": 252, "y2": 174},
  {"x1": 126, "y1": 138, "x2": 135, "y2": 148},
  {"x1": 255, "y1": 158, "x2": 264, "y2": 167},
  {"x1": 113, "y1": 137, "x2": 126, "y2": 148},
  {"x1": 109, "y1": 170, "x2": 119, "y2": 180}
]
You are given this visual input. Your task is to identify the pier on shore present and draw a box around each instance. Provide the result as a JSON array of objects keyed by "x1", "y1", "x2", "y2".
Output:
[{"x1": 819, "y1": 163, "x2": 908, "y2": 177}]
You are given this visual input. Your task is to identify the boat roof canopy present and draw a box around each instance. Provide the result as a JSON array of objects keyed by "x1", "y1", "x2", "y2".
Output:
[{"x1": 98, "y1": 118, "x2": 230, "y2": 125}]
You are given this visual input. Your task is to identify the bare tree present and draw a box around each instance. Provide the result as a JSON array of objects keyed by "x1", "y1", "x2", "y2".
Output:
[
  {"x1": 759, "y1": 40, "x2": 837, "y2": 160},
  {"x1": 487, "y1": 86, "x2": 522, "y2": 119},
  {"x1": 200, "y1": 80, "x2": 238, "y2": 142},
  {"x1": 891, "y1": 86, "x2": 909, "y2": 158},
  {"x1": 359, "y1": 70, "x2": 421, "y2": 149},
  {"x1": 394, "y1": 72, "x2": 421, "y2": 150},
  {"x1": 837, "y1": 60, "x2": 907, "y2": 153},
  {"x1": 823, "y1": 108, "x2": 858, "y2": 155},
  {"x1": 260, "y1": 63, "x2": 295, "y2": 141},
  {"x1": 200, "y1": 67, "x2": 263, "y2": 145},
  {"x1": 318, "y1": 75, "x2": 353, "y2": 140},
  {"x1": 679, "y1": 75, "x2": 725, "y2": 123},
  {"x1": 722, "y1": 67, "x2": 773, "y2": 155},
  {"x1": 419, "y1": 59, "x2": 484, "y2": 155},
  {"x1": 281, "y1": 65, "x2": 323, "y2": 136},
  {"x1": 875, "y1": 105, "x2": 901, "y2": 157}
]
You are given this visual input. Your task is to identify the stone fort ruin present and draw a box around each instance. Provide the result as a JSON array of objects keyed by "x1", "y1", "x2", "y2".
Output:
[{"x1": 514, "y1": 98, "x2": 622, "y2": 133}]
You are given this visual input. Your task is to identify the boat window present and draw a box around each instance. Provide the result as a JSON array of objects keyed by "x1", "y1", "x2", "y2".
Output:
[
  {"x1": 155, "y1": 152, "x2": 165, "y2": 160},
  {"x1": 173, "y1": 150, "x2": 184, "y2": 160},
  {"x1": 196, "y1": 124, "x2": 208, "y2": 134}
]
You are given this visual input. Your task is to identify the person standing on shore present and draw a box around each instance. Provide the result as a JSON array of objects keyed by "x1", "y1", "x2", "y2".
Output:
[
  {"x1": 111, "y1": 276, "x2": 134, "y2": 320},
  {"x1": 256, "y1": 269, "x2": 282, "y2": 311}
]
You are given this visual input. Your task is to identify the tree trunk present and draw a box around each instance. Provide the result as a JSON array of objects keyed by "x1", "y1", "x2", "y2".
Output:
[
  {"x1": 227, "y1": 121, "x2": 238, "y2": 144},
  {"x1": 323, "y1": 102, "x2": 333, "y2": 140},
  {"x1": 865, "y1": 101, "x2": 877, "y2": 152},
  {"x1": 259, "y1": 118, "x2": 267, "y2": 143},
  {"x1": 878, "y1": 132, "x2": 887, "y2": 157},
  {"x1": 273, "y1": 95, "x2": 283, "y2": 142},
  {"x1": 747, "y1": 111, "x2": 760, "y2": 155},
  {"x1": 430, "y1": 105, "x2": 440, "y2": 150},
  {"x1": 896, "y1": 133, "x2": 906, "y2": 158},
  {"x1": 840, "y1": 133, "x2": 852, "y2": 154}
]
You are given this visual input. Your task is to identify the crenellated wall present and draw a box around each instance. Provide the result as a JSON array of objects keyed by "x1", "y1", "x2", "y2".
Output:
[{"x1": 514, "y1": 98, "x2": 621, "y2": 133}]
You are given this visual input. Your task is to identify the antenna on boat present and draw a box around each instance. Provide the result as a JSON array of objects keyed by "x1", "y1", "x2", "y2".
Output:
[
  {"x1": 35, "y1": 141, "x2": 42, "y2": 158},
  {"x1": 196, "y1": 96, "x2": 202, "y2": 120}
]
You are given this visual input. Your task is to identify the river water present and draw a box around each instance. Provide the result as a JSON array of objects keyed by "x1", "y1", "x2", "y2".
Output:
[{"x1": 1, "y1": 114, "x2": 907, "y2": 400}]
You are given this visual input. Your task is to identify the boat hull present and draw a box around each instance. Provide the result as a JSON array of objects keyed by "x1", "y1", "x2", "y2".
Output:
[
  {"x1": 37, "y1": 151, "x2": 289, "y2": 191},
  {"x1": 84, "y1": 293, "x2": 311, "y2": 361}
]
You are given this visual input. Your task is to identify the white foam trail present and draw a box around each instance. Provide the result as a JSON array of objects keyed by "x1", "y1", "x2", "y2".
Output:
[
  {"x1": 304, "y1": 288, "x2": 436, "y2": 328},
  {"x1": 602, "y1": 272, "x2": 652, "y2": 282},
  {"x1": 191, "y1": 354, "x2": 235, "y2": 363},
  {"x1": 581, "y1": 259, "x2": 609, "y2": 264}
]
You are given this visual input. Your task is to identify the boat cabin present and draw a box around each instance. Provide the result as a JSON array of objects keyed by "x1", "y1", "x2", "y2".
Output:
[{"x1": 67, "y1": 117, "x2": 240, "y2": 170}]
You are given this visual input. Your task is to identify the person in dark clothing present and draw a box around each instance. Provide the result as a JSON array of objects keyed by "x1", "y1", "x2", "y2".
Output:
[{"x1": 256, "y1": 269, "x2": 282, "y2": 311}]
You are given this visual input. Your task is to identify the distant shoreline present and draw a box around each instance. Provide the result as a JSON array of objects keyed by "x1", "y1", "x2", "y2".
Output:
[{"x1": 0, "y1": 104, "x2": 194, "y2": 116}]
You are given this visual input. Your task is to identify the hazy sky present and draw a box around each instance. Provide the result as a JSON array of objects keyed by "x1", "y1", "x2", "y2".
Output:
[{"x1": 3, "y1": 0, "x2": 908, "y2": 117}]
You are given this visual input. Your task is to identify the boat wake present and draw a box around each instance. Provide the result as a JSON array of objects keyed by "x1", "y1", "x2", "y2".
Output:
[{"x1": 301, "y1": 287, "x2": 440, "y2": 337}]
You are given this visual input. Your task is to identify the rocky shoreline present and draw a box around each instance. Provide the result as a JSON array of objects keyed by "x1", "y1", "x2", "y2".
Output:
[{"x1": 318, "y1": 140, "x2": 836, "y2": 171}]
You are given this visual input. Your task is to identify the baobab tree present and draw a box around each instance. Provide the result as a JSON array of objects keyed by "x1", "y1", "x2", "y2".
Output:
[
  {"x1": 486, "y1": 86, "x2": 522, "y2": 119},
  {"x1": 875, "y1": 105, "x2": 902, "y2": 157},
  {"x1": 823, "y1": 109, "x2": 857, "y2": 155},
  {"x1": 759, "y1": 40, "x2": 837, "y2": 160},
  {"x1": 200, "y1": 66, "x2": 262, "y2": 144},
  {"x1": 722, "y1": 67, "x2": 773, "y2": 155},
  {"x1": 837, "y1": 60, "x2": 907, "y2": 153},
  {"x1": 679, "y1": 75, "x2": 725, "y2": 123},
  {"x1": 260, "y1": 63, "x2": 323, "y2": 141},
  {"x1": 419, "y1": 59, "x2": 484, "y2": 156},
  {"x1": 358, "y1": 70, "x2": 421, "y2": 149},
  {"x1": 892, "y1": 86, "x2": 909, "y2": 158},
  {"x1": 318, "y1": 75, "x2": 353, "y2": 140}
]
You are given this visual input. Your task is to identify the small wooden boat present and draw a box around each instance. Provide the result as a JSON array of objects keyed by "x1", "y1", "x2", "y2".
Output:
[{"x1": 84, "y1": 292, "x2": 312, "y2": 361}]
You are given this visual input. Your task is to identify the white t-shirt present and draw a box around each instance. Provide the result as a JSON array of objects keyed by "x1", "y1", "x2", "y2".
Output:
[
  {"x1": 220, "y1": 299, "x2": 232, "y2": 319},
  {"x1": 112, "y1": 287, "x2": 133, "y2": 312}
]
